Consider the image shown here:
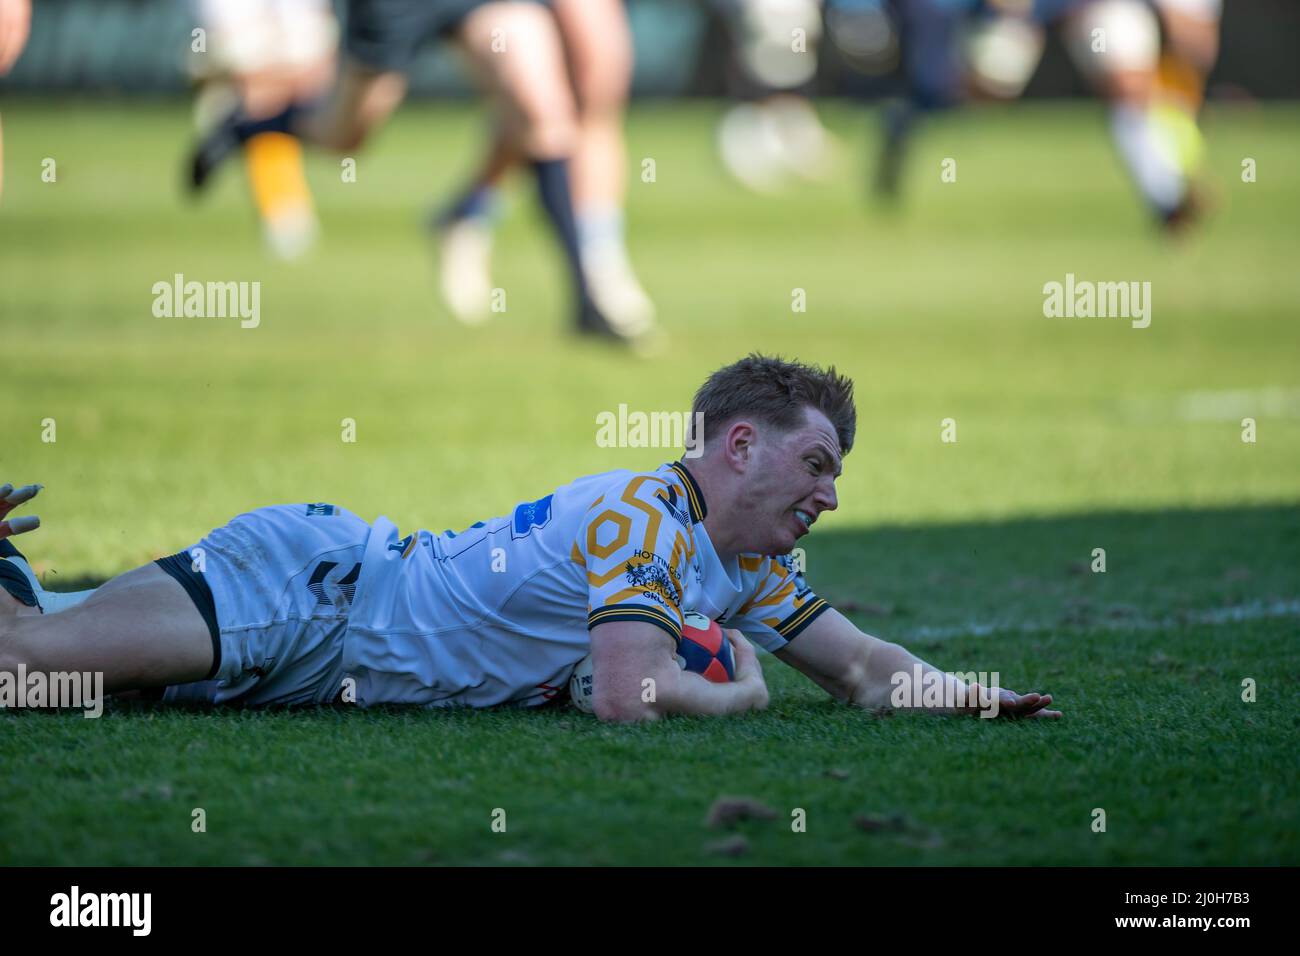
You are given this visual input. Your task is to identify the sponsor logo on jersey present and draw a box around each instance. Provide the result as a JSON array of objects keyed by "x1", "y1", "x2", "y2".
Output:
[
  {"x1": 306, "y1": 560, "x2": 361, "y2": 609},
  {"x1": 388, "y1": 533, "x2": 416, "y2": 558},
  {"x1": 512, "y1": 494, "x2": 554, "y2": 539}
]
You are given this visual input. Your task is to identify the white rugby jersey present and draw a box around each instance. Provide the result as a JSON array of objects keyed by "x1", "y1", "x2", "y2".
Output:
[{"x1": 343, "y1": 461, "x2": 831, "y2": 708}]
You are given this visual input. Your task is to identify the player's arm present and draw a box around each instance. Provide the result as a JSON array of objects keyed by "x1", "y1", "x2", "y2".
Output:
[
  {"x1": 771, "y1": 608, "x2": 1061, "y2": 719},
  {"x1": 589, "y1": 621, "x2": 768, "y2": 723}
]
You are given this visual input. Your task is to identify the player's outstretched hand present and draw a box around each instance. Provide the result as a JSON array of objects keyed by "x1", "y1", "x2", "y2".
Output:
[
  {"x1": 0, "y1": 482, "x2": 42, "y2": 541},
  {"x1": 966, "y1": 683, "x2": 1061, "y2": 720}
]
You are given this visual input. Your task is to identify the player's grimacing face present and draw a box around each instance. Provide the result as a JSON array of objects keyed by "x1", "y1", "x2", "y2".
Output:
[{"x1": 744, "y1": 408, "x2": 842, "y2": 556}]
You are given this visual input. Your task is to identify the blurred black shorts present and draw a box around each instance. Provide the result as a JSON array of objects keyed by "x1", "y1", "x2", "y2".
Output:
[{"x1": 345, "y1": 0, "x2": 547, "y2": 74}]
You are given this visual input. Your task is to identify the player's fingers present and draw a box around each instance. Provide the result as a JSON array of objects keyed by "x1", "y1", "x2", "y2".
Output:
[
  {"x1": 725, "y1": 628, "x2": 754, "y2": 656},
  {"x1": 988, "y1": 690, "x2": 1035, "y2": 717},
  {"x1": 5, "y1": 483, "x2": 42, "y2": 504},
  {"x1": 1008, "y1": 693, "x2": 1056, "y2": 717},
  {"x1": 1024, "y1": 707, "x2": 1063, "y2": 719},
  {"x1": 993, "y1": 689, "x2": 1031, "y2": 713},
  {"x1": 1011, "y1": 693, "x2": 1045, "y2": 714},
  {"x1": 0, "y1": 482, "x2": 41, "y2": 519},
  {"x1": 0, "y1": 514, "x2": 40, "y2": 540}
]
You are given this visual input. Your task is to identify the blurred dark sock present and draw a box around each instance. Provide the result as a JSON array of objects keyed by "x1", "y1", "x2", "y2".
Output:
[
  {"x1": 529, "y1": 158, "x2": 590, "y2": 304},
  {"x1": 435, "y1": 182, "x2": 499, "y2": 229}
]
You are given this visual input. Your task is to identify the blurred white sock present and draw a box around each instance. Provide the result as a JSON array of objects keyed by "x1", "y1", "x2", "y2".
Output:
[{"x1": 1110, "y1": 104, "x2": 1186, "y2": 216}]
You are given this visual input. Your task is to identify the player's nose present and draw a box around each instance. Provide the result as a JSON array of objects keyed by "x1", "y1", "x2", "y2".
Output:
[{"x1": 813, "y1": 477, "x2": 838, "y2": 514}]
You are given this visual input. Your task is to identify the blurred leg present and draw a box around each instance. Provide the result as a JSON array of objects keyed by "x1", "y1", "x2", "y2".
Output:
[
  {"x1": 1066, "y1": 0, "x2": 1188, "y2": 222},
  {"x1": 456, "y1": 2, "x2": 577, "y2": 161},
  {"x1": 549, "y1": 0, "x2": 653, "y2": 333},
  {"x1": 296, "y1": 57, "x2": 409, "y2": 152},
  {"x1": 456, "y1": 3, "x2": 646, "y2": 339},
  {"x1": 552, "y1": 0, "x2": 632, "y2": 215}
]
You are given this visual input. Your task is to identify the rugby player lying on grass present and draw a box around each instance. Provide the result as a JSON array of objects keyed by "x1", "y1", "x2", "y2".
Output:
[{"x1": 0, "y1": 355, "x2": 1060, "y2": 722}]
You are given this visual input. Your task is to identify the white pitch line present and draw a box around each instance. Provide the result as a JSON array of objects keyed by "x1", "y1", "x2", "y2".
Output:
[{"x1": 889, "y1": 598, "x2": 1300, "y2": 641}]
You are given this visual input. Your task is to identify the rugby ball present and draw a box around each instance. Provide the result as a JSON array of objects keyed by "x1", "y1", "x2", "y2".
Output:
[{"x1": 569, "y1": 611, "x2": 735, "y2": 714}]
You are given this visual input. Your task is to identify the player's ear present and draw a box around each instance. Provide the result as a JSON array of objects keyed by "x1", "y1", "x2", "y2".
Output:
[{"x1": 724, "y1": 420, "x2": 756, "y2": 471}]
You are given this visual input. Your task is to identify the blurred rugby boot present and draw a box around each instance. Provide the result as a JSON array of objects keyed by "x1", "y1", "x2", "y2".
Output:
[
  {"x1": 575, "y1": 298, "x2": 665, "y2": 357},
  {"x1": 577, "y1": 206, "x2": 656, "y2": 340},
  {"x1": 188, "y1": 98, "x2": 299, "y2": 195},
  {"x1": 437, "y1": 219, "x2": 495, "y2": 325},
  {"x1": 718, "y1": 102, "x2": 788, "y2": 193},
  {"x1": 765, "y1": 96, "x2": 838, "y2": 182},
  {"x1": 528, "y1": 157, "x2": 660, "y2": 353},
  {"x1": 431, "y1": 184, "x2": 500, "y2": 326}
]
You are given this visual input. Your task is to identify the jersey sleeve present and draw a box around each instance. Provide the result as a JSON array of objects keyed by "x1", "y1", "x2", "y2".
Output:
[
  {"x1": 574, "y1": 474, "x2": 695, "y2": 645},
  {"x1": 727, "y1": 553, "x2": 832, "y2": 652}
]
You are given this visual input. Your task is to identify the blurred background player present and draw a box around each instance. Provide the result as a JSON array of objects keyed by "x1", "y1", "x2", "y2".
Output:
[
  {"x1": 189, "y1": 0, "x2": 649, "y2": 348},
  {"x1": 188, "y1": 0, "x2": 338, "y2": 259},
  {"x1": 845, "y1": 0, "x2": 976, "y2": 201},
  {"x1": 969, "y1": 0, "x2": 1221, "y2": 229},
  {"x1": 435, "y1": 0, "x2": 656, "y2": 338},
  {"x1": 0, "y1": 0, "x2": 31, "y2": 205},
  {"x1": 712, "y1": 0, "x2": 841, "y2": 193},
  {"x1": 867, "y1": 0, "x2": 1219, "y2": 229}
]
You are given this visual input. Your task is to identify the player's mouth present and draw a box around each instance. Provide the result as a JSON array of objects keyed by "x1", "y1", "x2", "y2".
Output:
[{"x1": 792, "y1": 508, "x2": 815, "y2": 535}]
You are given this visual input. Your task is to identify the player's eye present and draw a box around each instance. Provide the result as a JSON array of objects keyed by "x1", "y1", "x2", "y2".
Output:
[{"x1": 805, "y1": 458, "x2": 820, "y2": 474}]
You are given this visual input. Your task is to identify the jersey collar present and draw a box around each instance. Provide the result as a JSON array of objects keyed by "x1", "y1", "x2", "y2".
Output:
[{"x1": 669, "y1": 460, "x2": 708, "y2": 525}]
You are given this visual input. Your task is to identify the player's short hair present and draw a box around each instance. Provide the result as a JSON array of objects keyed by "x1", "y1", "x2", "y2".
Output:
[{"x1": 691, "y1": 354, "x2": 856, "y2": 455}]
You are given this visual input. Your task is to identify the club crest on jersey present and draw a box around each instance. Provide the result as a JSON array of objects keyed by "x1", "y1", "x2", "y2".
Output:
[
  {"x1": 306, "y1": 503, "x2": 335, "y2": 516},
  {"x1": 654, "y1": 484, "x2": 692, "y2": 530},
  {"x1": 625, "y1": 560, "x2": 681, "y2": 606}
]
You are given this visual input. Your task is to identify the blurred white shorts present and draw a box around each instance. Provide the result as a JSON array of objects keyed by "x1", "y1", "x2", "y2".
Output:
[{"x1": 192, "y1": 0, "x2": 338, "y2": 74}]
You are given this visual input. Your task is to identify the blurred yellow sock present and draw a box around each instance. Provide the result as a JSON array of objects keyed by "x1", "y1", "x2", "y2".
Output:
[
  {"x1": 1156, "y1": 53, "x2": 1205, "y2": 115},
  {"x1": 246, "y1": 131, "x2": 311, "y2": 219},
  {"x1": 245, "y1": 132, "x2": 317, "y2": 258},
  {"x1": 1154, "y1": 54, "x2": 1207, "y2": 176}
]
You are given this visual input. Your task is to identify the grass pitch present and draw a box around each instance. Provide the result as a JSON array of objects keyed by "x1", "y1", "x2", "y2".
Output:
[{"x1": 1, "y1": 99, "x2": 1297, "y2": 865}]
